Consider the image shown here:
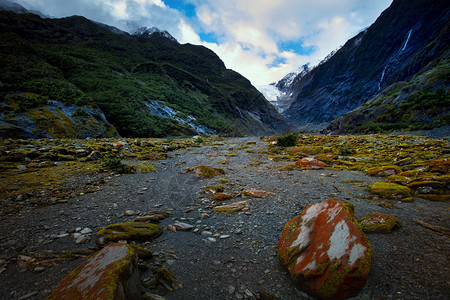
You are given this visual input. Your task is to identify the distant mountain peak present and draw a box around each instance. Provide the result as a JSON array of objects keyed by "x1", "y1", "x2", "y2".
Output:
[
  {"x1": 133, "y1": 26, "x2": 178, "y2": 43},
  {"x1": 0, "y1": 0, "x2": 45, "y2": 17}
]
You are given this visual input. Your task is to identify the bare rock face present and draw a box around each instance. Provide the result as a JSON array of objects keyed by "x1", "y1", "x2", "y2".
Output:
[
  {"x1": 278, "y1": 198, "x2": 372, "y2": 299},
  {"x1": 48, "y1": 243, "x2": 142, "y2": 299}
]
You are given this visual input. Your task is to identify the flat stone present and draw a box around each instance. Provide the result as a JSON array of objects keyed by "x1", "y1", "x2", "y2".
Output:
[{"x1": 173, "y1": 222, "x2": 194, "y2": 231}]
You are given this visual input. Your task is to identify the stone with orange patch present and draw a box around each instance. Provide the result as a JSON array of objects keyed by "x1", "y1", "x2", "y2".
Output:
[
  {"x1": 48, "y1": 243, "x2": 142, "y2": 299},
  {"x1": 295, "y1": 157, "x2": 327, "y2": 169},
  {"x1": 278, "y1": 198, "x2": 372, "y2": 300}
]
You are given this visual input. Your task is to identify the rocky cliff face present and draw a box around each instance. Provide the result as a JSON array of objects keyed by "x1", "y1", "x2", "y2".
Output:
[{"x1": 282, "y1": 0, "x2": 449, "y2": 129}]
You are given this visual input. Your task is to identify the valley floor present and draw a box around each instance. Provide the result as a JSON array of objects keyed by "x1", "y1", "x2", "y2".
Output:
[{"x1": 0, "y1": 136, "x2": 449, "y2": 299}]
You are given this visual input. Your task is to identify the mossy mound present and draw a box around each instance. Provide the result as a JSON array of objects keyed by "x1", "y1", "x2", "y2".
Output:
[
  {"x1": 192, "y1": 165, "x2": 225, "y2": 178},
  {"x1": 277, "y1": 164, "x2": 297, "y2": 171},
  {"x1": 213, "y1": 192, "x2": 233, "y2": 201},
  {"x1": 137, "y1": 162, "x2": 157, "y2": 173},
  {"x1": 203, "y1": 185, "x2": 225, "y2": 193},
  {"x1": 426, "y1": 159, "x2": 449, "y2": 174},
  {"x1": 365, "y1": 165, "x2": 402, "y2": 177},
  {"x1": 370, "y1": 182, "x2": 413, "y2": 200},
  {"x1": 96, "y1": 222, "x2": 162, "y2": 246},
  {"x1": 358, "y1": 212, "x2": 402, "y2": 234}
]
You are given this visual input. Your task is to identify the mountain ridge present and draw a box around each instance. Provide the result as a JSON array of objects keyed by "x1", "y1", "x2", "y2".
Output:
[
  {"x1": 0, "y1": 7, "x2": 289, "y2": 138},
  {"x1": 279, "y1": 0, "x2": 449, "y2": 132}
]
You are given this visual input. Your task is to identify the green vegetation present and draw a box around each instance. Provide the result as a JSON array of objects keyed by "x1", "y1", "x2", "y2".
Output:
[
  {"x1": 0, "y1": 11, "x2": 285, "y2": 138},
  {"x1": 276, "y1": 132, "x2": 298, "y2": 147},
  {"x1": 102, "y1": 157, "x2": 130, "y2": 174}
]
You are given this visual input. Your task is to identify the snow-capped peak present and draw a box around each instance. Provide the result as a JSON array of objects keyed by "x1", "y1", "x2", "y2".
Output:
[{"x1": 133, "y1": 26, "x2": 178, "y2": 43}]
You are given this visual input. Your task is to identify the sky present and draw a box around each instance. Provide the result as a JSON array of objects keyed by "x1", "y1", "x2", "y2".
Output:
[{"x1": 15, "y1": 0, "x2": 393, "y2": 86}]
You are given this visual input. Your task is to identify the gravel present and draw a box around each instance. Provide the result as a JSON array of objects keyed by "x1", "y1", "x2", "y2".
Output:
[{"x1": 0, "y1": 137, "x2": 448, "y2": 299}]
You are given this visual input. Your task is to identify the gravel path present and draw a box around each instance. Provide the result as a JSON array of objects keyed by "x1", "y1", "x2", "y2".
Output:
[{"x1": 0, "y1": 137, "x2": 449, "y2": 299}]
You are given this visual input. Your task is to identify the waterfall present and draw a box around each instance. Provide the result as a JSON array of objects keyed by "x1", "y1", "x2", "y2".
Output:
[{"x1": 401, "y1": 29, "x2": 412, "y2": 52}]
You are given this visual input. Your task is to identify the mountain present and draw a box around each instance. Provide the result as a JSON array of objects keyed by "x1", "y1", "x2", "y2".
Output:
[
  {"x1": 0, "y1": 8, "x2": 289, "y2": 138},
  {"x1": 280, "y1": 0, "x2": 449, "y2": 132},
  {"x1": 257, "y1": 64, "x2": 310, "y2": 113}
]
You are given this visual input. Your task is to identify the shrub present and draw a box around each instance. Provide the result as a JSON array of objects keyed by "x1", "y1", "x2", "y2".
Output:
[
  {"x1": 276, "y1": 132, "x2": 298, "y2": 147},
  {"x1": 338, "y1": 145, "x2": 352, "y2": 156},
  {"x1": 102, "y1": 157, "x2": 129, "y2": 174}
]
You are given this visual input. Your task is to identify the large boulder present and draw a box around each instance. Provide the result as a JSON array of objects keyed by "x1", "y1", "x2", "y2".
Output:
[
  {"x1": 278, "y1": 198, "x2": 372, "y2": 300},
  {"x1": 48, "y1": 243, "x2": 143, "y2": 299}
]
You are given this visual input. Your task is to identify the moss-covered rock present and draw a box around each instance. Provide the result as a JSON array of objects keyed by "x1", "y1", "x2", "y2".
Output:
[
  {"x1": 427, "y1": 159, "x2": 449, "y2": 174},
  {"x1": 242, "y1": 189, "x2": 275, "y2": 198},
  {"x1": 370, "y1": 182, "x2": 413, "y2": 199},
  {"x1": 365, "y1": 165, "x2": 402, "y2": 177},
  {"x1": 96, "y1": 222, "x2": 162, "y2": 246},
  {"x1": 48, "y1": 243, "x2": 142, "y2": 300},
  {"x1": 212, "y1": 200, "x2": 247, "y2": 214},
  {"x1": 358, "y1": 212, "x2": 402, "y2": 234},
  {"x1": 192, "y1": 165, "x2": 225, "y2": 178},
  {"x1": 213, "y1": 192, "x2": 233, "y2": 201},
  {"x1": 203, "y1": 185, "x2": 225, "y2": 193},
  {"x1": 137, "y1": 161, "x2": 157, "y2": 173}
]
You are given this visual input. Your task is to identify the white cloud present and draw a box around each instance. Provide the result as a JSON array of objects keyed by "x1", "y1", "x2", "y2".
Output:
[
  {"x1": 14, "y1": 0, "x2": 393, "y2": 85},
  {"x1": 187, "y1": 0, "x2": 392, "y2": 84}
]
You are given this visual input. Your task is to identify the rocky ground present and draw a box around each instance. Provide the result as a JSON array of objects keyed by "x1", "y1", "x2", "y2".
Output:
[{"x1": 0, "y1": 135, "x2": 449, "y2": 299}]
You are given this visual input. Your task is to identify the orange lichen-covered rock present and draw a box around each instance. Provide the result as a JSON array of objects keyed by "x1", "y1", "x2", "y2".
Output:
[
  {"x1": 48, "y1": 243, "x2": 142, "y2": 300},
  {"x1": 213, "y1": 192, "x2": 233, "y2": 201},
  {"x1": 278, "y1": 199, "x2": 372, "y2": 300},
  {"x1": 358, "y1": 213, "x2": 402, "y2": 234},
  {"x1": 426, "y1": 159, "x2": 449, "y2": 174},
  {"x1": 295, "y1": 157, "x2": 327, "y2": 169}
]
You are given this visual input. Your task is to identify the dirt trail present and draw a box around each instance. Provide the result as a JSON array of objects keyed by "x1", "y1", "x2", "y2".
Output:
[{"x1": 0, "y1": 137, "x2": 449, "y2": 299}]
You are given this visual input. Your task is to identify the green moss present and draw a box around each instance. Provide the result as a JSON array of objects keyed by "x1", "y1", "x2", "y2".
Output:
[
  {"x1": 192, "y1": 165, "x2": 225, "y2": 178},
  {"x1": 137, "y1": 161, "x2": 157, "y2": 173},
  {"x1": 218, "y1": 178, "x2": 229, "y2": 184},
  {"x1": 370, "y1": 182, "x2": 413, "y2": 199},
  {"x1": 358, "y1": 213, "x2": 402, "y2": 234},
  {"x1": 203, "y1": 185, "x2": 225, "y2": 193},
  {"x1": 96, "y1": 222, "x2": 162, "y2": 244},
  {"x1": 277, "y1": 164, "x2": 297, "y2": 171}
]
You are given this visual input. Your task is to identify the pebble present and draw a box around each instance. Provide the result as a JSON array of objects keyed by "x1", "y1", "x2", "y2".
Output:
[
  {"x1": 219, "y1": 235, "x2": 231, "y2": 239},
  {"x1": 201, "y1": 231, "x2": 212, "y2": 236},
  {"x1": 228, "y1": 286, "x2": 236, "y2": 294},
  {"x1": 17, "y1": 291, "x2": 38, "y2": 300},
  {"x1": 173, "y1": 222, "x2": 194, "y2": 231},
  {"x1": 56, "y1": 233, "x2": 69, "y2": 238},
  {"x1": 80, "y1": 228, "x2": 92, "y2": 234},
  {"x1": 207, "y1": 237, "x2": 217, "y2": 243},
  {"x1": 124, "y1": 210, "x2": 136, "y2": 216},
  {"x1": 75, "y1": 235, "x2": 90, "y2": 244},
  {"x1": 16, "y1": 194, "x2": 24, "y2": 201},
  {"x1": 34, "y1": 267, "x2": 45, "y2": 272}
]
